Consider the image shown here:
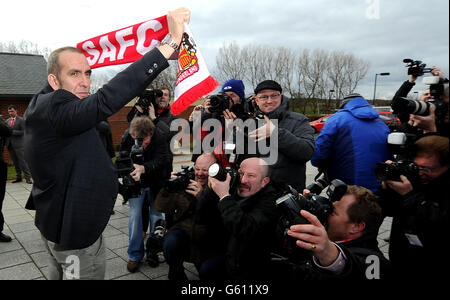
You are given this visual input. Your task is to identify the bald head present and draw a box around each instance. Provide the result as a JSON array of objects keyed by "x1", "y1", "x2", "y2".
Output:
[
  {"x1": 195, "y1": 153, "x2": 217, "y2": 187},
  {"x1": 238, "y1": 157, "x2": 270, "y2": 197}
]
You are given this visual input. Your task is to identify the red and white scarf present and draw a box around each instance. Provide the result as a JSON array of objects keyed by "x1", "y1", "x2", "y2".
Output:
[{"x1": 76, "y1": 16, "x2": 217, "y2": 115}]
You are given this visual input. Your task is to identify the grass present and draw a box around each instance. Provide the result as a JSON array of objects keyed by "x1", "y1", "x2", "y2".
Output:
[{"x1": 7, "y1": 165, "x2": 18, "y2": 181}]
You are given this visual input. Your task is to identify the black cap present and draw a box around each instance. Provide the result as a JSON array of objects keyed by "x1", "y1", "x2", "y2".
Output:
[{"x1": 254, "y1": 80, "x2": 282, "y2": 95}]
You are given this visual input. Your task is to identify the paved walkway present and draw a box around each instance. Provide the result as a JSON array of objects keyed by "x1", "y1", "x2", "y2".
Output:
[{"x1": 0, "y1": 156, "x2": 391, "y2": 280}]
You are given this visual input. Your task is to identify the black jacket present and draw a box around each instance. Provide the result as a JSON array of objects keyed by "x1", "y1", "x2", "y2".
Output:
[
  {"x1": 285, "y1": 233, "x2": 391, "y2": 280},
  {"x1": 24, "y1": 48, "x2": 169, "y2": 249},
  {"x1": 262, "y1": 97, "x2": 315, "y2": 192},
  {"x1": 119, "y1": 121, "x2": 171, "y2": 192},
  {"x1": 0, "y1": 119, "x2": 12, "y2": 162},
  {"x1": 215, "y1": 182, "x2": 282, "y2": 279},
  {"x1": 376, "y1": 170, "x2": 450, "y2": 278}
]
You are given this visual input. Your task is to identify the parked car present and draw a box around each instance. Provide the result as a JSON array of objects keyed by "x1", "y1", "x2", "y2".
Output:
[
  {"x1": 378, "y1": 111, "x2": 401, "y2": 131},
  {"x1": 310, "y1": 111, "x2": 401, "y2": 134},
  {"x1": 310, "y1": 114, "x2": 333, "y2": 133}
]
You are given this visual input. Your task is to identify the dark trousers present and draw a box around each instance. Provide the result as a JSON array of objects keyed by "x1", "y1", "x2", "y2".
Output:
[
  {"x1": 163, "y1": 229, "x2": 190, "y2": 280},
  {"x1": 0, "y1": 161, "x2": 7, "y2": 232}
]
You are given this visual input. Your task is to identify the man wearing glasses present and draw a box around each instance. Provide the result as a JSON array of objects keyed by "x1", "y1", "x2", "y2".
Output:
[
  {"x1": 250, "y1": 80, "x2": 315, "y2": 192},
  {"x1": 377, "y1": 134, "x2": 449, "y2": 278}
]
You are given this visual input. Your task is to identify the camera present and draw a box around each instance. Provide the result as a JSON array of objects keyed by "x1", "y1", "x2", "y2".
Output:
[
  {"x1": 209, "y1": 93, "x2": 231, "y2": 114},
  {"x1": 272, "y1": 178, "x2": 347, "y2": 264},
  {"x1": 375, "y1": 160, "x2": 420, "y2": 183},
  {"x1": 276, "y1": 178, "x2": 347, "y2": 227},
  {"x1": 136, "y1": 89, "x2": 163, "y2": 113},
  {"x1": 165, "y1": 166, "x2": 195, "y2": 192},
  {"x1": 115, "y1": 138, "x2": 145, "y2": 203},
  {"x1": 208, "y1": 163, "x2": 240, "y2": 193},
  {"x1": 403, "y1": 58, "x2": 432, "y2": 77}
]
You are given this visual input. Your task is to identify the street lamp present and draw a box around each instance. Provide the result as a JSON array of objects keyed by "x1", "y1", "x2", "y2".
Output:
[{"x1": 372, "y1": 72, "x2": 390, "y2": 105}]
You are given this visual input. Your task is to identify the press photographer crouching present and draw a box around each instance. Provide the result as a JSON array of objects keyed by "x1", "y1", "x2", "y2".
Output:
[
  {"x1": 154, "y1": 153, "x2": 221, "y2": 280},
  {"x1": 203, "y1": 157, "x2": 281, "y2": 279},
  {"x1": 376, "y1": 135, "x2": 449, "y2": 278},
  {"x1": 119, "y1": 116, "x2": 171, "y2": 273},
  {"x1": 391, "y1": 60, "x2": 449, "y2": 137},
  {"x1": 274, "y1": 179, "x2": 390, "y2": 280}
]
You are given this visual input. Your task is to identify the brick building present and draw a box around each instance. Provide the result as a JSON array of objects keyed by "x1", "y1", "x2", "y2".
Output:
[{"x1": 0, "y1": 52, "x2": 47, "y2": 164}]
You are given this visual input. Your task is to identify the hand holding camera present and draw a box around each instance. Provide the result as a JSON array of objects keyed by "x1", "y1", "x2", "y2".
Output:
[
  {"x1": 287, "y1": 210, "x2": 339, "y2": 267},
  {"x1": 208, "y1": 172, "x2": 232, "y2": 199},
  {"x1": 379, "y1": 160, "x2": 413, "y2": 196},
  {"x1": 185, "y1": 179, "x2": 204, "y2": 199}
]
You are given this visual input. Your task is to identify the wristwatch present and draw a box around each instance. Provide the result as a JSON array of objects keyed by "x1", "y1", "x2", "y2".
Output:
[{"x1": 161, "y1": 34, "x2": 180, "y2": 51}]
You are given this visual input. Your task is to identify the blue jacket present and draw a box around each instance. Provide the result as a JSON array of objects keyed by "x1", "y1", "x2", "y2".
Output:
[{"x1": 311, "y1": 97, "x2": 391, "y2": 192}]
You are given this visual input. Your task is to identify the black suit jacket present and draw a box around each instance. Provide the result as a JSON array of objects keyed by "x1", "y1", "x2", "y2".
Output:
[{"x1": 24, "y1": 48, "x2": 169, "y2": 249}]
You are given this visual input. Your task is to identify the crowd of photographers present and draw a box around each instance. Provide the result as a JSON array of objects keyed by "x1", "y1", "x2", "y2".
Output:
[{"x1": 114, "y1": 55, "x2": 448, "y2": 281}]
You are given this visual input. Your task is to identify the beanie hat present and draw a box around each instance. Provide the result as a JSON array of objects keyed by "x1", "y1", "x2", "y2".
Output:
[
  {"x1": 254, "y1": 80, "x2": 282, "y2": 95},
  {"x1": 222, "y1": 79, "x2": 246, "y2": 100},
  {"x1": 340, "y1": 93, "x2": 363, "y2": 109}
]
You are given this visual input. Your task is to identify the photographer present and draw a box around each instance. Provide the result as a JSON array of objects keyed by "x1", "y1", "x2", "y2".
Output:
[
  {"x1": 123, "y1": 116, "x2": 171, "y2": 273},
  {"x1": 249, "y1": 80, "x2": 315, "y2": 192},
  {"x1": 190, "y1": 79, "x2": 250, "y2": 168},
  {"x1": 286, "y1": 185, "x2": 390, "y2": 280},
  {"x1": 376, "y1": 135, "x2": 449, "y2": 277},
  {"x1": 154, "y1": 153, "x2": 219, "y2": 280},
  {"x1": 392, "y1": 63, "x2": 449, "y2": 137},
  {"x1": 206, "y1": 157, "x2": 281, "y2": 279}
]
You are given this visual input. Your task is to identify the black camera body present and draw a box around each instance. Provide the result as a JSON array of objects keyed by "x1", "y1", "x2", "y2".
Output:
[
  {"x1": 165, "y1": 166, "x2": 195, "y2": 193},
  {"x1": 116, "y1": 138, "x2": 145, "y2": 203},
  {"x1": 375, "y1": 160, "x2": 419, "y2": 183},
  {"x1": 136, "y1": 89, "x2": 163, "y2": 113},
  {"x1": 403, "y1": 58, "x2": 432, "y2": 77},
  {"x1": 276, "y1": 178, "x2": 347, "y2": 227},
  {"x1": 272, "y1": 178, "x2": 347, "y2": 264},
  {"x1": 208, "y1": 93, "x2": 231, "y2": 114}
]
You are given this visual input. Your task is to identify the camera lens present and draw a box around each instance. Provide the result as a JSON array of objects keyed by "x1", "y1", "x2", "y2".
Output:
[{"x1": 209, "y1": 163, "x2": 227, "y2": 181}]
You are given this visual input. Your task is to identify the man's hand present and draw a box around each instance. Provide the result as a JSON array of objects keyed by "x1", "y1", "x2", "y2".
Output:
[
  {"x1": 135, "y1": 105, "x2": 144, "y2": 114},
  {"x1": 148, "y1": 103, "x2": 156, "y2": 121},
  {"x1": 189, "y1": 105, "x2": 203, "y2": 122},
  {"x1": 203, "y1": 97, "x2": 212, "y2": 114},
  {"x1": 248, "y1": 115, "x2": 275, "y2": 142},
  {"x1": 185, "y1": 180, "x2": 204, "y2": 199},
  {"x1": 208, "y1": 173, "x2": 231, "y2": 199},
  {"x1": 130, "y1": 164, "x2": 145, "y2": 182},
  {"x1": 384, "y1": 175, "x2": 413, "y2": 196},
  {"x1": 223, "y1": 109, "x2": 237, "y2": 120},
  {"x1": 288, "y1": 210, "x2": 340, "y2": 267},
  {"x1": 431, "y1": 66, "x2": 446, "y2": 79},
  {"x1": 408, "y1": 105, "x2": 437, "y2": 133},
  {"x1": 158, "y1": 7, "x2": 190, "y2": 59}
]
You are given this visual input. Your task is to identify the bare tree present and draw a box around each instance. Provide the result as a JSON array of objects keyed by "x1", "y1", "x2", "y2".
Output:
[
  {"x1": 0, "y1": 40, "x2": 52, "y2": 60},
  {"x1": 215, "y1": 41, "x2": 247, "y2": 83}
]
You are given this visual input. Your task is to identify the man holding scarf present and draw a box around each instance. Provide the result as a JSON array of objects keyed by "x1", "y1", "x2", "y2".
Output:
[{"x1": 24, "y1": 8, "x2": 190, "y2": 280}]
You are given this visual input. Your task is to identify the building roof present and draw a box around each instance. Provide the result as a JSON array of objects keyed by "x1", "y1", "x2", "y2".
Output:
[{"x1": 0, "y1": 52, "x2": 47, "y2": 97}]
